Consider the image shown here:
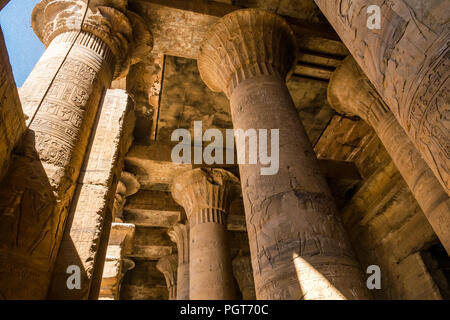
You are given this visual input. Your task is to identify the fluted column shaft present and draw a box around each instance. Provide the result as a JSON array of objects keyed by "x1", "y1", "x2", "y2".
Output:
[
  {"x1": 329, "y1": 57, "x2": 450, "y2": 254},
  {"x1": 168, "y1": 223, "x2": 190, "y2": 300},
  {"x1": 0, "y1": 1, "x2": 132, "y2": 299},
  {"x1": 314, "y1": 0, "x2": 449, "y2": 195},
  {"x1": 172, "y1": 169, "x2": 240, "y2": 300},
  {"x1": 198, "y1": 9, "x2": 371, "y2": 300}
]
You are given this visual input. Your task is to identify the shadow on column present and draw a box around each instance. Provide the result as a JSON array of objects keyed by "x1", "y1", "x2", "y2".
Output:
[{"x1": 0, "y1": 130, "x2": 86, "y2": 299}]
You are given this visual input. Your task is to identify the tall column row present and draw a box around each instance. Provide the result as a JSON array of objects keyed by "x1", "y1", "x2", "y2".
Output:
[
  {"x1": 197, "y1": 9, "x2": 371, "y2": 300},
  {"x1": 314, "y1": 0, "x2": 449, "y2": 195},
  {"x1": 328, "y1": 57, "x2": 450, "y2": 255}
]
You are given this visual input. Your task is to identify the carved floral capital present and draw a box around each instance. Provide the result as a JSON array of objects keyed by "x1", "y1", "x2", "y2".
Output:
[
  {"x1": 328, "y1": 56, "x2": 389, "y2": 127},
  {"x1": 32, "y1": 0, "x2": 152, "y2": 78},
  {"x1": 171, "y1": 168, "x2": 240, "y2": 224},
  {"x1": 198, "y1": 8, "x2": 297, "y2": 97}
]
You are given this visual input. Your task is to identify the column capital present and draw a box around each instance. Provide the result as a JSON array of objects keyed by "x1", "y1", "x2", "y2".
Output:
[
  {"x1": 198, "y1": 8, "x2": 297, "y2": 97},
  {"x1": 113, "y1": 171, "x2": 139, "y2": 221},
  {"x1": 156, "y1": 254, "x2": 178, "y2": 300},
  {"x1": 328, "y1": 56, "x2": 390, "y2": 127},
  {"x1": 32, "y1": 0, "x2": 152, "y2": 78},
  {"x1": 171, "y1": 168, "x2": 240, "y2": 226},
  {"x1": 168, "y1": 223, "x2": 189, "y2": 265}
]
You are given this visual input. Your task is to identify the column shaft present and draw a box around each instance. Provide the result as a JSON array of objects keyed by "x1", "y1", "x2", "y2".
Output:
[
  {"x1": 314, "y1": 0, "x2": 450, "y2": 194},
  {"x1": 190, "y1": 209, "x2": 236, "y2": 299},
  {"x1": 156, "y1": 254, "x2": 178, "y2": 300},
  {"x1": 171, "y1": 169, "x2": 240, "y2": 300},
  {"x1": 99, "y1": 223, "x2": 135, "y2": 300},
  {"x1": 0, "y1": 0, "x2": 134, "y2": 299},
  {"x1": 231, "y1": 75, "x2": 369, "y2": 299},
  {"x1": 46, "y1": 89, "x2": 135, "y2": 299},
  {"x1": 329, "y1": 57, "x2": 450, "y2": 255},
  {"x1": 376, "y1": 115, "x2": 450, "y2": 253},
  {"x1": 232, "y1": 255, "x2": 256, "y2": 300},
  {"x1": 198, "y1": 9, "x2": 371, "y2": 300},
  {"x1": 0, "y1": 30, "x2": 114, "y2": 299}
]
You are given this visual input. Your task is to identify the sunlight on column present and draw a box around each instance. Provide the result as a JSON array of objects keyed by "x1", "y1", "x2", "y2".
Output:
[{"x1": 293, "y1": 252, "x2": 347, "y2": 300}]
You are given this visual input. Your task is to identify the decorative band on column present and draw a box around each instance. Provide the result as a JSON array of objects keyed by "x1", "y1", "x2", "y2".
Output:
[
  {"x1": 51, "y1": 31, "x2": 115, "y2": 65},
  {"x1": 329, "y1": 56, "x2": 450, "y2": 254},
  {"x1": 193, "y1": 208, "x2": 227, "y2": 226},
  {"x1": 171, "y1": 168, "x2": 240, "y2": 225},
  {"x1": 314, "y1": 0, "x2": 449, "y2": 195}
]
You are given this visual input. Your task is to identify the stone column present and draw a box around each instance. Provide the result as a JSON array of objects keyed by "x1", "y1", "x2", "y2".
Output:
[
  {"x1": 232, "y1": 255, "x2": 256, "y2": 300},
  {"x1": 0, "y1": 0, "x2": 137, "y2": 299},
  {"x1": 0, "y1": 26, "x2": 26, "y2": 182},
  {"x1": 197, "y1": 9, "x2": 370, "y2": 300},
  {"x1": 314, "y1": 0, "x2": 449, "y2": 195},
  {"x1": 168, "y1": 223, "x2": 190, "y2": 300},
  {"x1": 329, "y1": 56, "x2": 450, "y2": 255},
  {"x1": 156, "y1": 254, "x2": 178, "y2": 300},
  {"x1": 171, "y1": 168, "x2": 240, "y2": 300},
  {"x1": 99, "y1": 223, "x2": 135, "y2": 300},
  {"x1": 47, "y1": 88, "x2": 135, "y2": 299}
]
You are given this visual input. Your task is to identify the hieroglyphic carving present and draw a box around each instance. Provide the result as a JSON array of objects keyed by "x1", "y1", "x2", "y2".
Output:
[
  {"x1": 47, "y1": 89, "x2": 135, "y2": 299},
  {"x1": 314, "y1": 0, "x2": 450, "y2": 193},
  {"x1": 328, "y1": 56, "x2": 450, "y2": 254},
  {"x1": 198, "y1": 9, "x2": 371, "y2": 300},
  {"x1": 0, "y1": 0, "x2": 142, "y2": 299}
]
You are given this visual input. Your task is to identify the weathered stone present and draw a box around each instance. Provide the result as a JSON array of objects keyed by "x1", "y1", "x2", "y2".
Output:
[
  {"x1": 0, "y1": 27, "x2": 26, "y2": 182},
  {"x1": 172, "y1": 168, "x2": 241, "y2": 300},
  {"x1": 315, "y1": 0, "x2": 450, "y2": 194},
  {"x1": 198, "y1": 8, "x2": 371, "y2": 300},
  {"x1": 128, "y1": 226, "x2": 175, "y2": 261},
  {"x1": 329, "y1": 56, "x2": 450, "y2": 254},
  {"x1": 47, "y1": 89, "x2": 135, "y2": 299},
  {"x1": 119, "y1": 260, "x2": 168, "y2": 300},
  {"x1": 1, "y1": 0, "x2": 448, "y2": 301},
  {"x1": 167, "y1": 223, "x2": 190, "y2": 300},
  {"x1": 0, "y1": 0, "x2": 138, "y2": 299},
  {"x1": 156, "y1": 254, "x2": 178, "y2": 300}
]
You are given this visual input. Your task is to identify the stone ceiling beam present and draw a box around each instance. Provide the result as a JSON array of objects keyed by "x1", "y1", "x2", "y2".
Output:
[
  {"x1": 129, "y1": 0, "x2": 342, "y2": 60},
  {"x1": 125, "y1": 142, "x2": 362, "y2": 191},
  {"x1": 140, "y1": 0, "x2": 340, "y2": 40}
]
